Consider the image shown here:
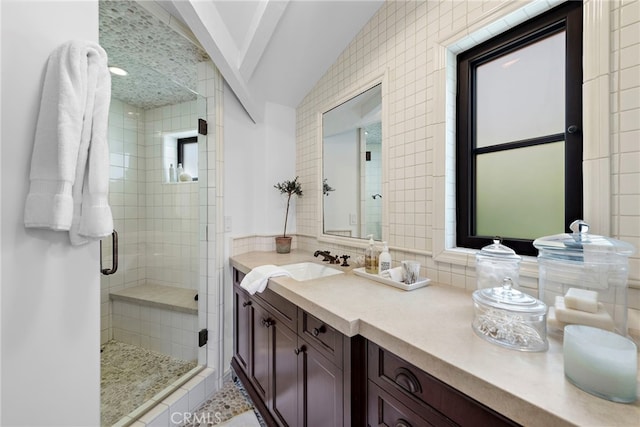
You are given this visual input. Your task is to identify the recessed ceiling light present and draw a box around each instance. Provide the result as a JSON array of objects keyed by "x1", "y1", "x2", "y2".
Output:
[{"x1": 108, "y1": 66, "x2": 128, "y2": 76}]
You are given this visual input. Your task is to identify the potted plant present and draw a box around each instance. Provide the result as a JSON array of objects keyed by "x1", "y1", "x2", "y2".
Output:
[{"x1": 274, "y1": 176, "x2": 303, "y2": 253}]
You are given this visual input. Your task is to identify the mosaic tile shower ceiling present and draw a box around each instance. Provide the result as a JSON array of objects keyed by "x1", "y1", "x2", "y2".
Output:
[{"x1": 99, "y1": 0, "x2": 210, "y2": 109}]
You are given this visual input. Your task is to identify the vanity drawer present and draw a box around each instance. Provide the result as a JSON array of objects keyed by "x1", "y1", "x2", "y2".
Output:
[
  {"x1": 368, "y1": 342, "x2": 518, "y2": 427},
  {"x1": 253, "y1": 287, "x2": 297, "y2": 331},
  {"x1": 368, "y1": 381, "x2": 454, "y2": 427},
  {"x1": 233, "y1": 267, "x2": 297, "y2": 331},
  {"x1": 298, "y1": 309, "x2": 343, "y2": 366}
]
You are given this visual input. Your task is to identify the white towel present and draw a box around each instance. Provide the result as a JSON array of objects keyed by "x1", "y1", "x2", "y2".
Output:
[
  {"x1": 240, "y1": 265, "x2": 292, "y2": 295},
  {"x1": 24, "y1": 40, "x2": 113, "y2": 245}
]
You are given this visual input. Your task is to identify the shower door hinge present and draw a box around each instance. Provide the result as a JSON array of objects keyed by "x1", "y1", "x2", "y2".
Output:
[
  {"x1": 198, "y1": 328, "x2": 208, "y2": 347},
  {"x1": 198, "y1": 118, "x2": 208, "y2": 135}
]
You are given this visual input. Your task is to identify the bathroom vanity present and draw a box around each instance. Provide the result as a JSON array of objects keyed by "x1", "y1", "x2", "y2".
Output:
[{"x1": 230, "y1": 251, "x2": 640, "y2": 427}]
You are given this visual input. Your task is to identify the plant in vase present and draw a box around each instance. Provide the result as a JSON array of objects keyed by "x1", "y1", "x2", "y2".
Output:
[{"x1": 274, "y1": 176, "x2": 303, "y2": 253}]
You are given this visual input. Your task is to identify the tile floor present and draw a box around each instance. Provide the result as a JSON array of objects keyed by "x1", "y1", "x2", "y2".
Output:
[
  {"x1": 101, "y1": 340, "x2": 197, "y2": 426},
  {"x1": 180, "y1": 378, "x2": 266, "y2": 426}
]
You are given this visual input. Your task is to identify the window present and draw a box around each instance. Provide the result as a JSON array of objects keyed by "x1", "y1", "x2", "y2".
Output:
[
  {"x1": 177, "y1": 136, "x2": 198, "y2": 181},
  {"x1": 456, "y1": 1, "x2": 582, "y2": 256}
]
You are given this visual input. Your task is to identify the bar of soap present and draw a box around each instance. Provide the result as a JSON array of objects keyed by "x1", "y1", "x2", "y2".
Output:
[
  {"x1": 555, "y1": 296, "x2": 615, "y2": 331},
  {"x1": 564, "y1": 287, "x2": 599, "y2": 313},
  {"x1": 547, "y1": 306, "x2": 568, "y2": 331}
]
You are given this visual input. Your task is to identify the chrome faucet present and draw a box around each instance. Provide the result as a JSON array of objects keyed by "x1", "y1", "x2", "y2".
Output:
[{"x1": 314, "y1": 250, "x2": 340, "y2": 264}]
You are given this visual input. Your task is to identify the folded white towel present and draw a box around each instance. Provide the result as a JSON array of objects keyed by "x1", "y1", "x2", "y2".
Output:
[
  {"x1": 380, "y1": 266, "x2": 404, "y2": 282},
  {"x1": 24, "y1": 40, "x2": 113, "y2": 245},
  {"x1": 240, "y1": 265, "x2": 292, "y2": 295}
]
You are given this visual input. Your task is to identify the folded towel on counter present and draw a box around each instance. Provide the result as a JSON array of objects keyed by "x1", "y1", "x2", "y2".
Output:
[
  {"x1": 240, "y1": 265, "x2": 292, "y2": 295},
  {"x1": 24, "y1": 40, "x2": 113, "y2": 245},
  {"x1": 380, "y1": 266, "x2": 404, "y2": 282}
]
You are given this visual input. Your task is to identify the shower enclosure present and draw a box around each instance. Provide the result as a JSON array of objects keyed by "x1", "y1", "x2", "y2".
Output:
[{"x1": 98, "y1": 1, "x2": 212, "y2": 424}]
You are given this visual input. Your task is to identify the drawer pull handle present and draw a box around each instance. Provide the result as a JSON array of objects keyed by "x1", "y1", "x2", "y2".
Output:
[
  {"x1": 242, "y1": 301, "x2": 252, "y2": 307},
  {"x1": 312, "y1": 325, "x2": 326, "y2": 337},
  {"x1": 395, "y1": 419, "x2": 412, "y2": 427},
  {"x1": 261, "y1": 318, "x2": 274, "y2": 328},
  {"x1": 394, "y1": 368, "x2": 422, "y2": 394},
  {"x1": 294, "y1": 345, "x2": 306, "y2": 355}
]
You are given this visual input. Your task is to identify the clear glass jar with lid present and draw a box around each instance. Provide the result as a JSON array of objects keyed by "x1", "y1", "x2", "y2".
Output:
[
  {"x1": 475, "y1": 238, "x2": 521, "y2": 290},
  {"x1": 472, "y1": 277, "x2": 548, "y2": 352},
  {"x1": 533, "y1": 220, "x2": 636, "y2": 337}
]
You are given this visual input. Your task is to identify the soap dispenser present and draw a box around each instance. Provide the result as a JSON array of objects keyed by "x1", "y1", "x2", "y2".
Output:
[
  {"x1": 378, "y1": 241, "x2": 391, "y2": 274},
  {"x1": 364, "y1": 235, "x2": 379, "y2": 274}
]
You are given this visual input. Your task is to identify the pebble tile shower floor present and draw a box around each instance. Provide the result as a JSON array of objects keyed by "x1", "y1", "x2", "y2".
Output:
[
  {"x1": 100, "y1": 340, "x2": 197, "y2": 426},
  {"x1": 101, "y1": 341, "x2": 265, "y2": 426},
  {"x1": 182, "y1": 378, "x2": 267, "y2": 427}
]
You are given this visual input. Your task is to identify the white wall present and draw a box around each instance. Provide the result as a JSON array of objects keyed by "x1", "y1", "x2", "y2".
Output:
[
  {"x1": 224, "y1": 89, "x2": 297, "y2": 238},
  {"x1": 323, "y1": 130, "x2": 359, "y2": 236},
  {"x1": 222, "y1": 88, "x2": 296, "y2": 373},
  {"x1": 1, "y1": 1, "x2": 101, "y2": 425}
]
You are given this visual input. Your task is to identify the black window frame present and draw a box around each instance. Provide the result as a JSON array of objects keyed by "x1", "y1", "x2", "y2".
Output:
[
  {"x1": 456, "y1": 1, "x2": 583, "y2": 256},
  {"x1": 177, "y1": 136, "x2": 198, "y2": 180}
]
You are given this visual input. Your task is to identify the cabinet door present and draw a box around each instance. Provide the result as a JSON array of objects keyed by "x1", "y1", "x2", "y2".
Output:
[
  {"x1": 271, "y1": 321, "x2": 299, "y2": 427},
  {"x1": 250, "y1": 301, "x2": 272, "y2": 404},
  {"x1": 298, "y1": 339, "x2": 344, "y2": 427},
  {"x1": 233, "y1": 286, "x2": 251, "y2": 375},
  {"x1": 367, "y1": 381, "x2": 454, "y2": 427}
]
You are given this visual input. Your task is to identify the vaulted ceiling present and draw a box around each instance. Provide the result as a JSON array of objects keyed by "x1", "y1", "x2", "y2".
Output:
[{"x1": 158, "y1": 0, "x2": 384, "y2": 122}]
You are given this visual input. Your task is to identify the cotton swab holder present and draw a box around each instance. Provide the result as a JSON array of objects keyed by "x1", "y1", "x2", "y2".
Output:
[{"x1": 563, "y1": 325, "x2": 638, "y2": 403}]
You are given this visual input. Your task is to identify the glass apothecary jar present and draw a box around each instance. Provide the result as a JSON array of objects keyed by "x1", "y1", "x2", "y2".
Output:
[
  {"x1": 472, "y1": 277, "x2": 548, "y2": 352},
  {"x1": 476, "y1": 238, "x2": 521, "y2": 290},
  {"x1": 533, "y1": 220, "x2": 636, "y2": 337}
]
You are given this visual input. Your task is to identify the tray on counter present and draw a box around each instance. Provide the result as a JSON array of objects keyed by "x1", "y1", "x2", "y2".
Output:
[{"x1": 353, "y1": 267, "x2": 431, "y2": 291}]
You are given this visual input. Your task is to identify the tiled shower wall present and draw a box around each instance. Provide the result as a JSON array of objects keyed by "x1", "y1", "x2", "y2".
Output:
[
  {"x1": 100, "y1": 99, "x2": 200, "y2": 344},
  {"x1": 293, "y1": 0, "x2": 640, "y2": 314},
  {"x1": 101, "y1": 98, "x2": 145, "y2": 344},
  {"x1": 143, "y1": 100, "x2": 200, "y2": 290}
]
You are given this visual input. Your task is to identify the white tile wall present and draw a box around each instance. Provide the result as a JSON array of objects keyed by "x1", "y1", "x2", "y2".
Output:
[
  {"x1": 101, "y1": 98, "x2": 202, "y2": 350},
  {"x1": 112, "y1": 300, "x2": 198, "y2": 360},
  {"x1": 143, "y1": 100, "x2": 200, "y2": 291},
  {"x1": 101, "y1": 99, "x2": 145, "y2": 344},
  {"x1": 290, "y1": 0, "x2": 640, "y2": 317}
]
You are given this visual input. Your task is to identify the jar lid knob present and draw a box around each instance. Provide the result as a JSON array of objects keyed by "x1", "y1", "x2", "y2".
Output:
[{"x1": 570, "y1": 220, "x2": 589, "y2": 234}]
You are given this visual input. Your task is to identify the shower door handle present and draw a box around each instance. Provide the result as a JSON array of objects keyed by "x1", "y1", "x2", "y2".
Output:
[{"x1": 100, "y1": 230, "x2": 118, "y2": 275}]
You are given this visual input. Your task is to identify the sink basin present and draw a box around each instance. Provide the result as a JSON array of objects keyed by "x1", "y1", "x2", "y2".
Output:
[{"x1": 279, "y1": 262, "x2": 344, "y2": 281}]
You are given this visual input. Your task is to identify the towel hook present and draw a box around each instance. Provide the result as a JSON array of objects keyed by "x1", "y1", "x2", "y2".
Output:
[{"x1": 100, "y1": 230, "x2": 118, "y2": 275}]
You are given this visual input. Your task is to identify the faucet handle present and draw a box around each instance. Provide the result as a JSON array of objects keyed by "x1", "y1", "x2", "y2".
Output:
[{"x1": 340, "y1": 255, "x2": 350, "y2": 267}]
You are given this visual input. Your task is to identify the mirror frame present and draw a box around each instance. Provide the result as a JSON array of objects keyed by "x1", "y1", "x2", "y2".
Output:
[{"x1": 317, "y1": 71, "x2": 389, "y2": 246}]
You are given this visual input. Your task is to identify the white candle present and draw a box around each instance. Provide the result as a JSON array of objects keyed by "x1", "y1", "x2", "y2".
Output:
[{"x1": 563, "y1": 325, "x2": 637, "y2": 403}]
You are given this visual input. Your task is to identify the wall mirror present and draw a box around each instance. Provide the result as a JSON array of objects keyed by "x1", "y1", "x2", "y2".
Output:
[{"x1": 322, "y1": 83, "x2": 382, "y2": 240}]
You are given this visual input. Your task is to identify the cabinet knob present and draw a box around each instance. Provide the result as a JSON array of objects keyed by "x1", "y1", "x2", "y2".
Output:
[
  {"x1": 261, "y1": 318, "x2": 274, "y2": 328},
  {"x1": 242, "y1": 301, "x2": 252, "y2": 307},
  {"x1": 312, "y1": 325, "x2": 326, "y2": 337},
  {"x1": 395, "y1": 420, "x2": 412, "y2": 427},
  {"x1": 294, "y1": 345, "x2": 306, "y2": 355},
  {"x1": 394, "y1": 368, "x2": 422, "y2": 394}
]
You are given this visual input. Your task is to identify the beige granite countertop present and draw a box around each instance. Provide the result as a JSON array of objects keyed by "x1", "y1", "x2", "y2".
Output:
[{"x1": 230, "y1": 250, "x2": 640, "y2": 427}]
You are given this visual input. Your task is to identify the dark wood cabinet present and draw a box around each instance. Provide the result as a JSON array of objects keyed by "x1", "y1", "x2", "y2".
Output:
[
  {"x1": 271, "y1": 317, "x2": 298, "y2": 426},
  {"x1": 367, "y1": 342, "x2": 519, "y2": 427},
  {"x1": 297, "y1": 337, "x2": 344, "y2": 426},
  {"x1": 232, "y1": 269, "x2": 364, "y2": 426},
  {"x1": 232, "y1": 284, "x2": 251, "y2": 374},
  {"x1": 232, "y1": 267, "x2": 516, "y2": 427}
]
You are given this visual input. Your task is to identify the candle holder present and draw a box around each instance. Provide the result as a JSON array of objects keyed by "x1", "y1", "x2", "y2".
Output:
[{"x1": 563, "y1": 325, "x2": 637, "y2": 403}]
